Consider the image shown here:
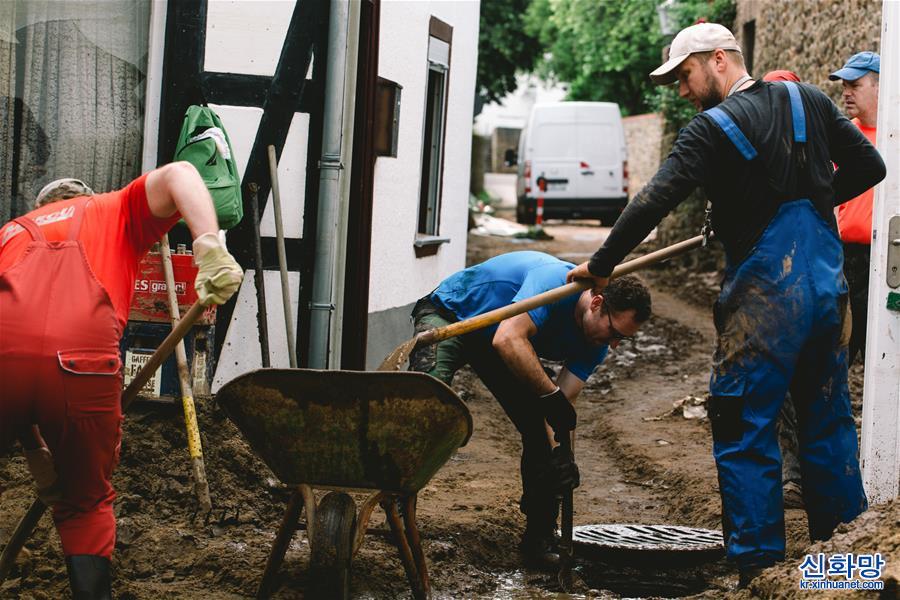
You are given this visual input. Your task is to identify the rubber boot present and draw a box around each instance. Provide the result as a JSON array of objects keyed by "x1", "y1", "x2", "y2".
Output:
[
  {"x1": 65, "y1": 555, "x2": 112, "y2": 600},
  {"x1": 519, "y1": 495, "x2": 561, "y2": 570}
]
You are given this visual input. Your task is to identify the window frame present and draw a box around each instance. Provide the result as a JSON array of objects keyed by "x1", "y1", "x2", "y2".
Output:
[{"x1": 414, "y1": 16, "x2": 453, "y2": 255}]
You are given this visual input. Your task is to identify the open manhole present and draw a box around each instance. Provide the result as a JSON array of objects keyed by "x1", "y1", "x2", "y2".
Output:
[{"x1": 574, "y1": 524, "x2": 724, "y2": 567}]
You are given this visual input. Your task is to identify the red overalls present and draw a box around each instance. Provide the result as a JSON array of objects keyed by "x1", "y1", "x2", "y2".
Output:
[{"x1": 0, "y1": 199, "x2": 123, "y2": 558}]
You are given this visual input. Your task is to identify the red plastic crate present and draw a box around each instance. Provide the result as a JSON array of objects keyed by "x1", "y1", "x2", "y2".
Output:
[{"x1": 129, "y1": 249, "x2": 216, "y2": 325}]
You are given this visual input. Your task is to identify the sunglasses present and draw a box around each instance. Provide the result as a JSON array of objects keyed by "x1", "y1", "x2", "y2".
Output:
[{"x1": 606, "y1": 308, "x2": 634, "y2": 342}]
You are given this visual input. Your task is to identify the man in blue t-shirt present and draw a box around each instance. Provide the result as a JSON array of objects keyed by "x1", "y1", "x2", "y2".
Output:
[{"x1": 409, "y1": 251, "x2": 651, "y2": 568}]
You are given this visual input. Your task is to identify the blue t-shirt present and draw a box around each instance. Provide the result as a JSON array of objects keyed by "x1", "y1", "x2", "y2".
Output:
[{"x1": 431, "y1": 251, "x2": 609, "y2": 381}]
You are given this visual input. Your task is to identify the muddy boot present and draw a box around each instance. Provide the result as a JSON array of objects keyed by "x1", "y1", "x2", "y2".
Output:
[
  {"x1": 519, "y1": 527, "x2": 560, "y2": 570},
  {"x1": 519, "y1": 501, "x2": 560, "y2": 571},
  {"x1": 65, "y1": 555, "x2": 112, "y2": 600}
]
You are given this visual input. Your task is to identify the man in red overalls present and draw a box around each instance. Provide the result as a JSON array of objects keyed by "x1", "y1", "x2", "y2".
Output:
[{"x1": 0, "y1": 161, "x2": 243, "y2": 599}]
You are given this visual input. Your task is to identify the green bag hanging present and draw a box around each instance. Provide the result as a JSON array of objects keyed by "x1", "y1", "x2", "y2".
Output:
[{"x1": 174, "y1": 105, "x2": 243, "y2": 229}]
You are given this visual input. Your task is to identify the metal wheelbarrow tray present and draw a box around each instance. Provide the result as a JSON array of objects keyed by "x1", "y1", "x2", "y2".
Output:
[{"x1": 216, "y1": 368, "x2": 473, "y2": 599}]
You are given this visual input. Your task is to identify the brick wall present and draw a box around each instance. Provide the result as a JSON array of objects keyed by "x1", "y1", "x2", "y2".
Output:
[
  {"x1": 735, "y1": 0, "x2": 882, "y2": 104},
  {"x1": 623, "y1": 112, "x2": 663, "y2": 198}
]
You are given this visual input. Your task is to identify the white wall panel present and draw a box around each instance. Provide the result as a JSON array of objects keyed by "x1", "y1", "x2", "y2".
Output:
[
  {"x1": 212, "y1": 269, "x2": 300, "y2": 392},
  {"x1": 261, "y1": 112, "x2": 309, "y2": 239},
  {"x1": 204, "y1": 0, "x2": 294, "y2": 76},
  {"x1": 209, "y1": 104, "x2": 263, "y2": 179},
  {"x1": 369, "y1": 1, "x2": 480, "y2": 312}
]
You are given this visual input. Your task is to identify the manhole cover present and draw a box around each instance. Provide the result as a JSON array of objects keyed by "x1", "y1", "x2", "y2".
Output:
[{"x1": 573, "y1": 524, "x2": 724, "y2": 567}]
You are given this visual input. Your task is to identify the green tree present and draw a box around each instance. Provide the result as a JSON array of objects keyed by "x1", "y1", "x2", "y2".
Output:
[
  {"x1": 525, "y1": 0, "x2": 736, "y2": 116},
  {"x1": 477, "y1": 0, "x2": 543, "y2": 104},
  {"x1": 525, "y1": 0, "x2": 664, "y2": 115}
]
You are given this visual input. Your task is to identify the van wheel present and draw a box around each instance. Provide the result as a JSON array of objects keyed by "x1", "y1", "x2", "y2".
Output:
[
  {"x1": 516, "y1": 205, "x2": 535, "y2": 225},
  {"x1": 600, "y1": 214, "x2": 619, "y2": 227}
]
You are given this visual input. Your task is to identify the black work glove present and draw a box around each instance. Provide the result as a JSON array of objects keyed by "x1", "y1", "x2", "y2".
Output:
[
  {"x1": 547, "y1": 445, "x2": 580, "y2": 492},
  {"x1": 541, "y1": 387, "x2": 576, "y2": 442}
]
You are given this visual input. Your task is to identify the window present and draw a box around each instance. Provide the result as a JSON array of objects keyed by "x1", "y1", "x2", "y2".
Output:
[
  {"x1": 742, "y1": 20, "x2": 756, "y2": 76},
  {"x1": 0, "y1": 1, "x2": 150, "y2": 221},
  {"x1": 416, "y1": 18, "x2": 452, "y2": 246}
]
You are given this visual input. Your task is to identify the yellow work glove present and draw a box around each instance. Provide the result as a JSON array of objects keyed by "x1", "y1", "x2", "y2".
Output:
[
  {"x1": 193, "y1": 231, "x2": 243, "y2": 306},
  {"x1": 24, "y1": 447, "x2": 63, "y2": 505}
]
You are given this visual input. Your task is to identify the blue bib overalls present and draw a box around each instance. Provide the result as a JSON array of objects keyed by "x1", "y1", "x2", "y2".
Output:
[{"x1": 704, "y1": 82, "x2": 867, "y2": 569}]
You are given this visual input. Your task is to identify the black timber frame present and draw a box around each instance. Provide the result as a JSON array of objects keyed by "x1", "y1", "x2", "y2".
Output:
[
  {"x1": 340, "y1": 0, "x2": 380, "y2": 370},
  {"x1": 158, "y1": 0, "x2": 329, "y2": 367}
]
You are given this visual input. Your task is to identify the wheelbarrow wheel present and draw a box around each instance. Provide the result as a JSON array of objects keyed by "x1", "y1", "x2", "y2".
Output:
[{"x1": 308, "y1": 491, "x2": 357, "y2": 600}]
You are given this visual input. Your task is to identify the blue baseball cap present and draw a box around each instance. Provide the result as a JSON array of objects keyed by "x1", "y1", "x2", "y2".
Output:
[{"x1": 829, "y1": 51, "x2": 880, "y2": 81}]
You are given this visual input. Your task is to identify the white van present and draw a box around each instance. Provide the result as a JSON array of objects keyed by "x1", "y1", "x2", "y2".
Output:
[{"x1": 512, "y1": 102, "x2": 628, "y2": 225}]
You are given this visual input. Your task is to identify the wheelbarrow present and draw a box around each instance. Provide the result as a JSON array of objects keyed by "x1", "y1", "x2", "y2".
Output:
[{"x1": 215, "y1": 368, "x2": 473, "y2": 600}]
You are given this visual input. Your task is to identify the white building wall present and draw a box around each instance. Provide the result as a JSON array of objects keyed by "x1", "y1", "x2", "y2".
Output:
[{"x1": 369, "y1": 0, "x2": 479, "y2": 314}]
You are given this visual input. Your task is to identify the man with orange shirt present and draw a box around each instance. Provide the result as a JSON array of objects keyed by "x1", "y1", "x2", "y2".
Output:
[
  {"x1": 830, "y1": 51, "x2": 880, "y2": 364},
  {"x1": 0, "y1": 162, "x2": 243, "y2": 599}
]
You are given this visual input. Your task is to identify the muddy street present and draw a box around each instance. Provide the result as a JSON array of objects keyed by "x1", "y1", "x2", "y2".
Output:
[{"x1": 2, "y1": 216, "x2": 897, "y2": 599}]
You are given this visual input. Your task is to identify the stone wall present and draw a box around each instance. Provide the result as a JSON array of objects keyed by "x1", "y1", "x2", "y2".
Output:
[
  {"x1": 623, "y1": 113, "x2": 663, "y2": 198},
  {"x1": 734, "y1": 0, "x2": 882, "y2": 104}
]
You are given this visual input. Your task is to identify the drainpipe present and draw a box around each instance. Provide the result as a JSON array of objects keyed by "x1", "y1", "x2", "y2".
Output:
[{"x1": 308, "y1": 0, "x2": 351, "y2": 369}]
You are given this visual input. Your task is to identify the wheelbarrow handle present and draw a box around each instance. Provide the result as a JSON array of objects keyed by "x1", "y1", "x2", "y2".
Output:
[
  {"x1": 414, "y1": 235, "x2": 704, "y2": 350},
  {"x1": 0, "y1": 300, "x2": 208, "y2": 583}
]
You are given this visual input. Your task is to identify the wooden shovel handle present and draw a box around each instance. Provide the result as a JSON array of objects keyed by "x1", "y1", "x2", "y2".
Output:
[{"x1": 415, "y1": 235, "x2": 703, "y2": 348}]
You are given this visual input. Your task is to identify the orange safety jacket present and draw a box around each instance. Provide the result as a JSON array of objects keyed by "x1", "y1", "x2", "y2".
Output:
[{"x1": 837, "y1": 118, "x2": 877, "y2": 245}]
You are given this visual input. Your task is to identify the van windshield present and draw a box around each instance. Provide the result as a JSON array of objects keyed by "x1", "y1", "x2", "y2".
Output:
[{"x1": 532, "y1": 122, "x2": 615, "y2": 165}]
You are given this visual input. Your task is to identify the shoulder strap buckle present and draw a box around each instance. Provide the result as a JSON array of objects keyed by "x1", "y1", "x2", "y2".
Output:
[{"x1": 701, "y1": 201, "x2": 713, "y2": 247}]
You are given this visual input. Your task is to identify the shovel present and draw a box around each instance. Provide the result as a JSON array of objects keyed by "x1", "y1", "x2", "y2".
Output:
[
  {"x1": 0, "y1": 301, "x2": 208, "y2": 583},
  {"x1": 159, "y1": 236, "x2": 212, "y2": 512},
  {"x1": 378, "y1": 235, "x2": 704, "y2": 371}
]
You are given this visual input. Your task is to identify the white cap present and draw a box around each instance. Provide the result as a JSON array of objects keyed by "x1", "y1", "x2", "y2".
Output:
[
  {"x1": 34, "y1": 178, "x2": 94, "y2": 208},
  {"x1": 650, "y1": 23, "x2": 741, "y2": 85}
]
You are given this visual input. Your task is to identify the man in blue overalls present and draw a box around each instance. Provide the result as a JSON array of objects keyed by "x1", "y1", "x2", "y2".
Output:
[{"x1": 567, "y1": 23, "x2": 885, "y2": 587}]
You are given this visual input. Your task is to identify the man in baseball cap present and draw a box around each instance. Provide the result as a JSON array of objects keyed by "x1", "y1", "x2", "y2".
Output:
[
  {"x1": 830, "y1": 51, "x2": 880, "y2": 83},
  {"x1": 829, "y1": 52, "x2": 880, "y2": 372},
  {"x1": 651, "y1": 22, "x2": 742, "y2": 82},
  {"x1": 830, "y1": 51, "x2": 879, "y2": 133},
  {"x1": 649, "y1": 22, "x2": 751, "y2": 110}
]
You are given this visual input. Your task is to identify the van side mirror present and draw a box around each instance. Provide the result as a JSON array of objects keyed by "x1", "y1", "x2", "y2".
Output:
[{"x1": 504, "y1": 148, "x2": 517, "y2": 166}]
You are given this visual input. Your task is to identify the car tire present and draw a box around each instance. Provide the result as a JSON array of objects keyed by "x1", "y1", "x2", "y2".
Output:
[{"x1": 516, "y1": 204, "x2": 535, "y2": 225}]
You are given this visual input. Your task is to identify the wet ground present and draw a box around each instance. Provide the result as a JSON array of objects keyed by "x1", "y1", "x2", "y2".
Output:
[{"x1": 2, "y1": 215, "x2": 898, "y2": 599}]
